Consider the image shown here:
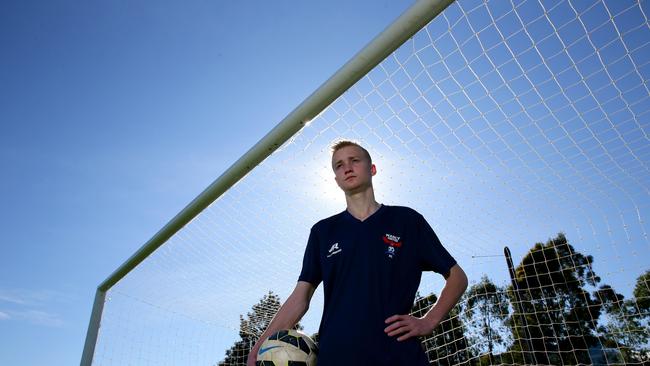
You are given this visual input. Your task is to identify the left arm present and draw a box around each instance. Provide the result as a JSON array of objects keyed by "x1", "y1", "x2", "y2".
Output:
[{"x1": 384, "y1": 264, "x2": 468, "y2": 341}]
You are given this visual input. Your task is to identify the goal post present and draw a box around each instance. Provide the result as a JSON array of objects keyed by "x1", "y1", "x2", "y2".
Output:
[{"x1": 80, "y1": 1, "x2": 456, "y2": 364}]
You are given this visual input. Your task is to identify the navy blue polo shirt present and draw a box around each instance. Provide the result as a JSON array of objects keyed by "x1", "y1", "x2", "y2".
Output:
[{"x1": 298, "y1": 204, "x2": 456, "y2": 366}]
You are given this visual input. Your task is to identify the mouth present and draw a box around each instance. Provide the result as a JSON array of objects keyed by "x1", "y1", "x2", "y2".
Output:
[{"x1": 345, "y1": 175, "x2": 356, "y2": 181}]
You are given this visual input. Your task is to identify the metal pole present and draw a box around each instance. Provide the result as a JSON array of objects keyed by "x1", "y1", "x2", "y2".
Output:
[
  {"x1": 80, "y1": 289, "x2": 106, "y2": 366},
  {"x1": 81, "y1": 0, "x2": 456, "y2": 364},
  {"x1": 504, "y1": 246, "x2": 537, "y2": 365}
]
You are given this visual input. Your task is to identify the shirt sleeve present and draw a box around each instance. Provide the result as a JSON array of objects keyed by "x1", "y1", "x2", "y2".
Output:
[
  {"x1": 416, "y1": 213, "x2": 457, "y2": 275},
  {"x1": 298, "y1": 226, "x2": 322, "y2": 286}
]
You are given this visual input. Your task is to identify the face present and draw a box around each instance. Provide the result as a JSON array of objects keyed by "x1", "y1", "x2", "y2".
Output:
[{"x1": 332, "y1": 145, "x2": 376, "y2": 194}]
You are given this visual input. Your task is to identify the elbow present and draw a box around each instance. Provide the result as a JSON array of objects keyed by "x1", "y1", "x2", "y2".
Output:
[
  {"x1": 460, "y1": 273, "x2": 469, "y2": 293},
  {"x1": 455, "y1": 265, "x2": 469, "y2": 294}
]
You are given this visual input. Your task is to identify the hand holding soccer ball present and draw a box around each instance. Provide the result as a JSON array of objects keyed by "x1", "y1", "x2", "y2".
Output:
[{"x1": 248, "y1": 329, "x2": 318, "y2": 366}]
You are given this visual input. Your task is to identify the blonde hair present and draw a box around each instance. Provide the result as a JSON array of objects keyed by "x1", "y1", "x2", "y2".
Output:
[{"x1": 330, "y1": 140, "x2": 372, "y2": 164}]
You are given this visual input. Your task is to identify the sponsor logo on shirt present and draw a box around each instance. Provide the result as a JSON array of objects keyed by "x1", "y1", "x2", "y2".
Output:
[
  {"x1": 327, "y1": 242, "x2": 342, "y2": 258},
  {"x1": 382, "y1": 233, "x2": 402, "y2": 259}
]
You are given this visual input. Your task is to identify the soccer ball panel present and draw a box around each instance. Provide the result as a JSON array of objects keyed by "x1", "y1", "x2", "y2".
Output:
[
  {"x1": 256, "y1": 329, "x2": 317, "y2": 366},
  {"x1": 256, "y1": 362, "x2": 276, "y2": 366}
]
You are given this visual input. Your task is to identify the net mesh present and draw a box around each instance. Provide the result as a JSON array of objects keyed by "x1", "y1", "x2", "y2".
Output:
[{"x1": 91, "y1": 0, "x2": 650, "y2": 364}]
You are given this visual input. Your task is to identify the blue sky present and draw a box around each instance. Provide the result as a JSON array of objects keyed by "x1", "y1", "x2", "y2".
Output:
[{"x1": 0, "y1": 1, "x2": 414, "y2": 364}]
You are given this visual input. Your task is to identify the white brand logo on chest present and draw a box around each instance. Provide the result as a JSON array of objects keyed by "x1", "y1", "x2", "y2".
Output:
[
  {"x1": 385, "y1": 233, "x2": 401, "y2": 242},
  {"x1": 327, "y1": 242, "x2": 342, "y2": 258}
]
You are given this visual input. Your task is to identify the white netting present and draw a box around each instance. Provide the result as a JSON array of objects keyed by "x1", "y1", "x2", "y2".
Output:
[{"x1": 91, "y1": 0, "x2": 649, "y2": 364}]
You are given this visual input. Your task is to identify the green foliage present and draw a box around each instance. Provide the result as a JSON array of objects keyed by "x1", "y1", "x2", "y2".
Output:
[
  {"x1": 462, "y1": 276, "x2": 512, "y2": 359},
  {"x1": 507, "y1": 233, "x2": 603, "y2": 365},
  {"x1": 633, "y1": 270, "x2": 650, "y2": 312},
  {"x1": 409, "y1": 234, "x2": 648, "y2": 365},
  {"x1": 597, "y1": 270, "x2": 650, "y2": 364}
]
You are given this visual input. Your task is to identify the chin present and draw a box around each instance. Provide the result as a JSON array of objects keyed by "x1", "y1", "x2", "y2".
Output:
[{"x1": 343, "y1": 184, "x2": 368, "y2": 195}]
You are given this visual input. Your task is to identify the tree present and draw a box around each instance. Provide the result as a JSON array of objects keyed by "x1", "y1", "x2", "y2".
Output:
[
  {"x1": 631, "y1": 270, "x2": 650, "y2": 362},
  {"x1": 507, "y1": 233, "x2": 603, "y2": 365},
  {"x1": 218, "y1": 291, "x2": 302, "y2": 366},
  {"x1": 462, "y1": 276, "x2": 512, "y2": 363},
  {"x1": 633, "y1": 270, "x2": 649, "y2": 314},
  {"x1": 412, "y1": 292, "x2": 471, "y2": 365},
  {"x1": 596, "y1": 270, "x2": 650, "y2": 363}
]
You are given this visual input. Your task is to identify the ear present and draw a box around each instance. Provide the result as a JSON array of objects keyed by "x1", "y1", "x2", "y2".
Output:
[{"x1": 370, "y1": 164, "x2": 377, "y2": 176}]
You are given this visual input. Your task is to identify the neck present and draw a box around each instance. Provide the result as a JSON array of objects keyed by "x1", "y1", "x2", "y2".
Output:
[{"x1": 345, "y1": 187, "x2": 379, "y2": 221}]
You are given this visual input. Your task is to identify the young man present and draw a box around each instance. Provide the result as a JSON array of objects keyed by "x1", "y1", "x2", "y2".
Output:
[{"x1": 247, "y1": 141, "x2": 467, "y2": 366}]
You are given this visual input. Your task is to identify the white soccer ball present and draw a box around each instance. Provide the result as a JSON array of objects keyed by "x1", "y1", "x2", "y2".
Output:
[{"x1": 256, "y1": 329, "x2": 318, "y2": 366}]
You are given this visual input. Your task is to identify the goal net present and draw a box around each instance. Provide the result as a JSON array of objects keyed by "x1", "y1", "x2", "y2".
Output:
[{"x1": 85, "y1": 0, "x2": 650, "y2": 364}]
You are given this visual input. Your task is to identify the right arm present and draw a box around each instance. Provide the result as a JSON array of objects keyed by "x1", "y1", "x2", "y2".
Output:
[{"x1": 247, "y1": 281, "x2": 316, "y2": 366}]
